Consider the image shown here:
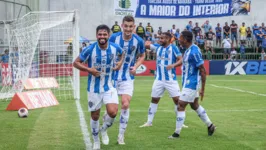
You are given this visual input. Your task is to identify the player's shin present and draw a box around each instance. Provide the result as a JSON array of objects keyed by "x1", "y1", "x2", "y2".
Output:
[
  {"x1": 147, "y1": 103, "x2": 158, "y2": 124},
  {"x1": 91, "y1": 118, "x2": 100, "y2": 142},
  {"x1": 119, "y1": 108, "x2": 130, "y2": 135},
  {"x1": 195, "y1": 105, "x2": 212, "y2": 127},
  {"x1": 175, "y1": 111, "x2": 186, "y2": 134},
  {"x1": 101, "y1": 114, "x2": 115, "y2": 131}
]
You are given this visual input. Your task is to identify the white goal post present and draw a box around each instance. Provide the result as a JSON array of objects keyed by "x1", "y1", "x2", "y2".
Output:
[{"x1": 0, "y1": 10, "x2": 80, "y2": 100}]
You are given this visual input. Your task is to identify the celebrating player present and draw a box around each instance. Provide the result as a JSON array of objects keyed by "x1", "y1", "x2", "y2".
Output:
[
  {"x1": 109, "y1": 15, "x2": 145, "y2": 145},
  {"x1": 73, "y1": 24, "x2": 124, "y2": 150},
  {"x1": 139, "y1": 32, "x2": 188, "y2": 128},
  {"x1": 168, "y1": 31, "x2": 216, "y2": 139}
]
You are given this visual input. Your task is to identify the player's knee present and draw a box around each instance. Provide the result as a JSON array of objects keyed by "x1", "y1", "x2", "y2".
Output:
[
  {"x1": 91, "y1": 113, "x2": 100, "y2": 121},
  {"x1": 107, "y1": 105, "x2": 118, "y2": 118},
  {"x1": 108, "y1": 110, "x2": 117, "y2": 118},
  {"x1": 122, "y1": 102, "x2": 129, "y2": 109},
  {"x1": 151, "y1": 98, "x2": 160, "y2": 104},
  {"x1": 121, "y1": 96, "x2": 130, "y2": 109},
  {"x1": 190, "y1": 98, "x2": 199, "y2": 110},
  {"x1": 178, "y1": 101, "x2": 186, "y2": 111},
  {"x1": 190, "y1": 104, "x2": 197, "y2": 110}
]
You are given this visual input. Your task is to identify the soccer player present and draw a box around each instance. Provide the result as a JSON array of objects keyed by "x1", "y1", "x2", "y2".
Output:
[
  {"x1": 109, "y1": 15, "x2": 145, "y2": 145},
  {"x1": 168, "y1": 31, "x2": 216, "y2": 139},
  {"x1": 73, "y1": 24, "x2": 124, "y2": 150},
  {"x1": 139, "y1": 32, "x2": 188, "y2": 128}
]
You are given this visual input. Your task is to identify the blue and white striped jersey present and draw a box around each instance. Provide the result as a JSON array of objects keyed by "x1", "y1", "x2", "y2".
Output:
[
  {"x1": 182, "y1": 44, "x2": 204, "y2": 90},
  {"x1": 79, "y1": 42, "x2": 123, "y2": 93},
  {"x1": 150, "y1": 44, "x2": 182, "y2": 81},
  {"x1": 109, "y1": 32, "x2": 145, "y2": 81}
]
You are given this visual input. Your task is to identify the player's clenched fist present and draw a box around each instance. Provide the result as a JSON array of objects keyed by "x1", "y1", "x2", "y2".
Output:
[
  {"x1": 113, "y1": 62, "x2": 122, "y2": 71},
  {"x1": 166, "y1": 64, "x2": 174, "y2": 70},
  {"x1": 89, "y1": 67, "x2": 101, "y2": 77}
]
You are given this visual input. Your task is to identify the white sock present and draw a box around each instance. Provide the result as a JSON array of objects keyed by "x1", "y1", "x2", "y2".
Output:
[
  {"x1": 101, "y1": 114, "x2": 115, "y2": 131},
  {"x1": 119, "y1": 109, "x2": 130, "y2": 135},
  {"x1": 90, "y1": 118, "x2": 99, "y2": 142},
  {"x1": 147, "y1": 103, "x2": 158, "y2": 124},
  {"x1": 175, "y1": 111, "x2": 186, "y2": 134},
  {"x1": 174, "y1": 104, "x2": 178, "y2": 116},
  {"x1": 195, "y1": 105, "x2": 212, "y2": 127}
]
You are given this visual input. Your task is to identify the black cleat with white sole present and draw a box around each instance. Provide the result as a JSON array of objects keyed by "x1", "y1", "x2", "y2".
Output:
[
  {"x1": 208, "y1": 124, "x2": 216, "y2": 136},
  {"x1": 168, "y1": 132, "x2": 180, "y2": 139}
]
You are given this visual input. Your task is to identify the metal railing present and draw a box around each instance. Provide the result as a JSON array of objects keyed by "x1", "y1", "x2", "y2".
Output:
[
  {"x1": 145, "y1": 53, "x2": 262, "y2": 60},
  {"x1": 202, "y1": 53, "x2": 261, "y2": 60}
]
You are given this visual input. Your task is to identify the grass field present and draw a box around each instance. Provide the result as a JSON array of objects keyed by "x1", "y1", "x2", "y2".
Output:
[{"x1": 0, "y1": 75, "x2": 266, "y2": 150}]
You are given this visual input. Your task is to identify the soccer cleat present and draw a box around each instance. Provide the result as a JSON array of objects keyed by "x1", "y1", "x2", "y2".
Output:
[
  {"x1": 168, "y1": 132, "x2": 180, "y2": 139},
  {"x1": 139, "y1": 122, "x2": 152, "y2": 128},
  {"x1": 182, "y1": 124, "x2": 189, "y2": 128},
  {"x1": 117, "y1": 134, "x2": 125, "y2": 145},
  {"x1": 208, "y1": 124, "x2": 216, "y2": 136},
  {"x1": 93, "y1": 142, "x2": 100, "y2": 150},
  {"x1": 101, "y1": 129, "x2": 109, "y2": 145}
]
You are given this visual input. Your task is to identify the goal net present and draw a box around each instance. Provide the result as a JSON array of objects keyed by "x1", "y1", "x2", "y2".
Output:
[{"x1": 0, "y1": 11, "x2": 80, "y2": 100}]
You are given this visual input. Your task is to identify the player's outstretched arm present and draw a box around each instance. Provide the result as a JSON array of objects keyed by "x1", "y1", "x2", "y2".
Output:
[
  {"x1": 130, "y1": 39, "x2": 146, "y2": 75},
  {"x1": 166, "y1": 55, "x2": 183, "y2": 70},
  {"x1": 199, "y1": 64, "x2": 206, "y2": 101},
  {"x1": 130, "y1": 52, "x2": 145, "y2": 75},
  {"x1": 113, "y1": 51, "x2": 125, "y2": 71},
  {"x1": 73, "y1": 57, "x2": 100, "y2": 77},
  {"x1": 73, "y1": 57, "x2": 90, "y2": 72}
]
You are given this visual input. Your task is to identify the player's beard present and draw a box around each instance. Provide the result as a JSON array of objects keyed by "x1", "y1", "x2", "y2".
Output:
[
  {"x1": 160, "y1": 42, "x2": 166, "y2": 47},
  {"x1": 98, "y1": 38, "x2": 108, "y2": 45}
]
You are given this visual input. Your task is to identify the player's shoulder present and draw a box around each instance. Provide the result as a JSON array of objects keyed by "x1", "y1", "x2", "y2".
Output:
[
  {"x1": 133, "y1": 34, "x2": 144, "y2": 43},
  {"x1": 109, "y1": 42, "x2": 121, "y2": 49},
  {"x1": 189, "y1": 44, "x2": 201, "y2": 54},
  {"x1": 110, "y1": 32, "x2": 122, "y2": 39},
  {"x1": 152, "y1": 43, "x2": 160, "y2": 48},
  {"x1": 170, "y1": 44, "x2": 179, "y2": 49},
  {"x1": 83, "y1": 42, "x2": 96, "y2": 52}
]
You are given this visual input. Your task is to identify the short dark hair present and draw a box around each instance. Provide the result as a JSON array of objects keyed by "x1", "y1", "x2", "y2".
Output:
[
  {"x1": 96, "y1": 24, "x2": 110, "y2": 34},
  {"x1": 161, "y1": 32, "x2": 172, "y2": 39},
  {"x1": 122, "y1": 15, "x2": 135, "y2": 23},
  {"x1": 181, "y1": 31, "x2": 193, "y2": 43}
]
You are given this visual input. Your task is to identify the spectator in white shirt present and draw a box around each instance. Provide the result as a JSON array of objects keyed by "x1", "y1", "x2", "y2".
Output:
[{"x1": 222, "y1": 35, "x2": 232, "y2": 60}]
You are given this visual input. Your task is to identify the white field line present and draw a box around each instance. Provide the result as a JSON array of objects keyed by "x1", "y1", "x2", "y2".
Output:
[
  {"x1": 129, "y1": 109, "x2": 266, "y2": 113},
  {"x1": 75, "y1": 99, "x2": 92, "y2": 150},
  {"x1": 136, "y1": 79, "x2": 266, "y2": 83},
  {"x1": 210, "y1": 84, "x2": 266, "y2": 97}
]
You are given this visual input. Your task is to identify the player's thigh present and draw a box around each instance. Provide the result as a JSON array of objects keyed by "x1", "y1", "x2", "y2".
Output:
[
  {"x1": 165, "y1": 80, "x2": 181, "y2": 98},
  {"x1": 88, "y1": 92, "x2": 103, "y2": 112},
  {"x1": 116, "y1": 80, "x2": 134, "y2": 97},
  {"x1": 180, "y1": 88, "x2": 198, "y2": 103},
  {"x1": 151, "y1": 80, "x2": 165, "y2": 98},
  {"x1": 190, "y1": 97, "x2": 200, "y2": 110},
  {"x1": 103, "y1": 88, "x2": 119, "y2": 105},
  {"x1": 103, "y1": 88, "x2": 119, "y2": 113}
]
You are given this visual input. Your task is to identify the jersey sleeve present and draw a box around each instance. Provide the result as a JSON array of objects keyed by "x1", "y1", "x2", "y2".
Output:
[
  {"x1": 79, "y1": 45, "x2": 92, "y2": 62},
  {"x1": 116, "y1": 45, "x2": 123, "y2": 56},
  {"x1": 150, "y1": 44, "x2": 159, "y2": 51},
  {"x1": 172, "y1": 45, "x2": 182, "y2": 57},
  {"x1": 191, "y1": 50, "x2": 204, "y2": 67},
  {"x1": 109, "y1": 33, "x2": 116, "y2": 43}
]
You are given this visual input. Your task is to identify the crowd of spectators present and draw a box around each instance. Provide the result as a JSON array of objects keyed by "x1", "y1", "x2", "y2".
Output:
[{"x1": 111, "y1": 20, "x2": 266, "y2": 60}]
